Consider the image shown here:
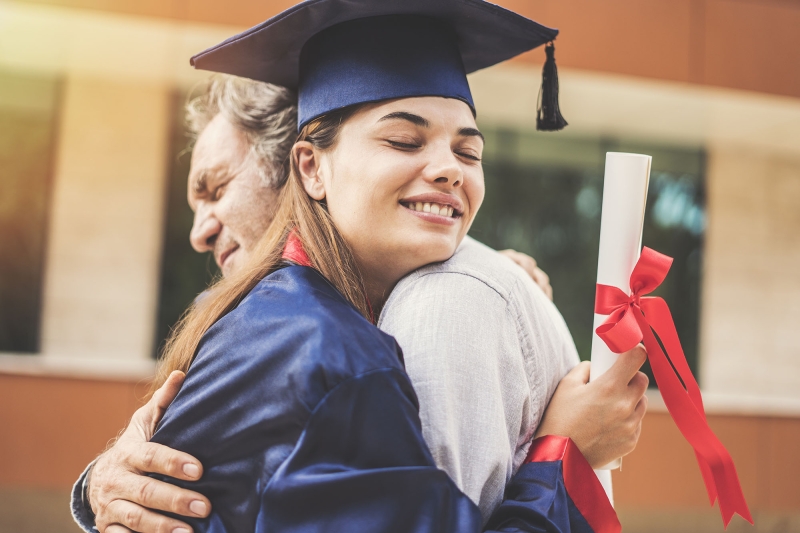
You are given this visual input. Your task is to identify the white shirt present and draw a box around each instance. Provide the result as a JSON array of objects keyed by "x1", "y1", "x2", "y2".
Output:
[{"x1": 379, "y1": 236, "x2": 611, "y2": 522}]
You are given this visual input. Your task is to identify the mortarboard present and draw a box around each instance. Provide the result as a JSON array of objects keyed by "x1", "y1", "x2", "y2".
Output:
[{"x1": 191, "y1": 0, "x2": 567, "y2": 131}]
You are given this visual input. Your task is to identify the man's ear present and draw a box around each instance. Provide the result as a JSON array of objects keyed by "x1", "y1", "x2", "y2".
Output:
[{"x1": 294, "y1": 141, "x2": 326, "y2": 201}]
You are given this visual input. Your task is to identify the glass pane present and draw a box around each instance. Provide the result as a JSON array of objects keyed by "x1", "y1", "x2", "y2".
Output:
[{"x1": 0, "y1": 71, "x2": 60, "y2": 353}]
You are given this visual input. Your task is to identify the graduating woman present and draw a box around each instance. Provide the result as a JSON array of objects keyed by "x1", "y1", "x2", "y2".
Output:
[{"x1": 87, "y1": 2, "x2": 635, "y2": 532}]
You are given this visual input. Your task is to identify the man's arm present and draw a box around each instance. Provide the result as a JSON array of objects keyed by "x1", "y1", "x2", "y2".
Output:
[{"x1": 71, "y1": 371, "x2": 211, "y2": 533}]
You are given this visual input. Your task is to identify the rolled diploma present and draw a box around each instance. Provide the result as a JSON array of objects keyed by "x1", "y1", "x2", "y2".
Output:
[{"x1": 590, "y1": 152, "x2": 651, "y2": 470}]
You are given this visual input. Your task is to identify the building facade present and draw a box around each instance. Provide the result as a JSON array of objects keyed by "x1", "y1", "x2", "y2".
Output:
[{"x1": 1, "y1": 0, "x2": 799, "y2": 531}]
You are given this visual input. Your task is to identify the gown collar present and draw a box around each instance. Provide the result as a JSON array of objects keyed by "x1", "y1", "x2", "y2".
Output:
[
  {"x1": 281, "y1": 230, "x2": 375, "y2": 323},
  {"x1": 282, "y1": 230, "x2": 312, "y2": 267}
]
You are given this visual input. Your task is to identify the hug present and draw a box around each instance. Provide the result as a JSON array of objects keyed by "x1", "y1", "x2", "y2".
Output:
[{"x1": 72, "y1": 1, "x2": 648, "y2": 532}]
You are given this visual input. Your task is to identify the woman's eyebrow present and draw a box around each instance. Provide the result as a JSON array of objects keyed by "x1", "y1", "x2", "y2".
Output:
[
  {"x1": 458, "y1": 127, "x2": 485, "y2": 143},
  {"x1": 378, "y1": 111, "x2": 429, "y2": 128}
]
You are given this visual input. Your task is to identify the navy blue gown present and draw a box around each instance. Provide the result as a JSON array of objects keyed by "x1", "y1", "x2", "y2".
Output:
[{"x1": 149, "y1": 265, "x2": 619, "y2": 533}]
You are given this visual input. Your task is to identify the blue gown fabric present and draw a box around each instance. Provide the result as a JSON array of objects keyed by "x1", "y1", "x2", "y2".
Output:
[{"x1": 149, "y1": 265, "x2": 600, "y2": 533}]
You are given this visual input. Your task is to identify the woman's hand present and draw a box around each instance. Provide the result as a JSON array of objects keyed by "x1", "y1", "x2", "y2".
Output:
[
  {"x1": 498, "y1": 249, "x2": 553, "y2": 300},
  {"x1": 535, "y1": 345, "x2": 649, "y2": 468},
  {"x1": 88, "y1": 371, "x2": 210, "y2": 533}
]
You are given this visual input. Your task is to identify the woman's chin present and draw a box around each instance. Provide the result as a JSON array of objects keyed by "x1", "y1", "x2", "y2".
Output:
[{"x1": 406, "y1": 235, "x2": 460, "y2": 267}]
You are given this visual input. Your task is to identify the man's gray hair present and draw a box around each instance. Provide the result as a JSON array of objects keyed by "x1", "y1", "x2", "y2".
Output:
[{"x1": 186, "y1": 74, "x2": 298, "y2": 189}]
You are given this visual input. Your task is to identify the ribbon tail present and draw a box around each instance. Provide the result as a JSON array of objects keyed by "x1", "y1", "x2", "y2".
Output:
[
  {"x1": 634, "y1": 308, "x2": 753, "y2": 526},
  {"x1": 640, "y1": 298, "x2": 703, "y2": 409},
  {"x1": 640, "y1": 297, "x2": 718, "y2": 504}
]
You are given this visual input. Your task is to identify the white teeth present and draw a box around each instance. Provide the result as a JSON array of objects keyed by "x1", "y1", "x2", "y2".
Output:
[{"x1": 405, "y1": 201, "x2": 456, "y2": 217}]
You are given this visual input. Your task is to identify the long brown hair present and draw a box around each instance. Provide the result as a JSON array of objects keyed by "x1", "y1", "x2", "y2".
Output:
[{"x1": 150, "y1": 106, "x2": 368, "y2": 396}]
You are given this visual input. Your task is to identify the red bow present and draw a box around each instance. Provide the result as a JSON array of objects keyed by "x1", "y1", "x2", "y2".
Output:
[{"x1": 595, "y1": 247, "x2": 752, "y2": 527}]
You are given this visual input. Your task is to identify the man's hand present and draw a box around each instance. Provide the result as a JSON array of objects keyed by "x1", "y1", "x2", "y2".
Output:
[
  {"x1": 89, "y1": 371, "x2": 211, "y2": 533},
  {"x1": 498, "y1": 249, "x2": 553, "y2": 301},
  {"x1": 535, "y1": 345, "x2": 649, "y2": 468}
]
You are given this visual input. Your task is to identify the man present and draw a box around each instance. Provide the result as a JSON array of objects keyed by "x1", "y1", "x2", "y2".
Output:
[{"x1": 73, "y1": 75, "x2": 646, "y2": 533}]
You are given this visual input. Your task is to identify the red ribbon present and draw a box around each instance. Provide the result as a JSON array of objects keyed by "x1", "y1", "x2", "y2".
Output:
[{"x1": 595, "y1": 247, "x2": 753, "y2": 527}]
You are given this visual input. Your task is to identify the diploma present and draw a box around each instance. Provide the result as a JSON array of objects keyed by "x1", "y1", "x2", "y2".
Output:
[
  {"x1": 590, "y1": 152, "x2": 651, "y2": 469},
  {"x1": 587, "y1": 156, "x2": 751, "y2": 525}
]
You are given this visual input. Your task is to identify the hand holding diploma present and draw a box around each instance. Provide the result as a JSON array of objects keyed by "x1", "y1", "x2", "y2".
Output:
[{"x1": 534, "y1": 346, "x2": 648, "y2": 469}]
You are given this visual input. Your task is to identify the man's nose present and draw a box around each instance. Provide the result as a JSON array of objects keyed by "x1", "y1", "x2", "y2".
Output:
[
  {"x1": 190, "y1": 207, "x2": 222, "y2": 253},
  {"x1": 425, "y1": 143, "x2": 463, "y2": 188}
]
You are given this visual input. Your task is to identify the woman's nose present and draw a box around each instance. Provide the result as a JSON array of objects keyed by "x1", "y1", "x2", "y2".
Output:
[
  {"x1": 190, "y1": 208, "x2": 222, "y2": 253},
  {"x1": 425, "y1": 145, "x2": 463, "y2": 188}
]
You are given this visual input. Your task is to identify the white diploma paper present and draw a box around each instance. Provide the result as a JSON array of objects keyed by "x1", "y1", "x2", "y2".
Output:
[{"x1": 590, "y1": 152, "x2": 651, "y2": 470}]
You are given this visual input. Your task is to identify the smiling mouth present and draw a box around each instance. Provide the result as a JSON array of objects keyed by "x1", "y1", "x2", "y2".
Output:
[{"x1": 400, "y1": 201, "x2": 461, "y2": 218}]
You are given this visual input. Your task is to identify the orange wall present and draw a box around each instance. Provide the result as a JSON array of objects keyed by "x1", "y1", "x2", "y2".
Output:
[
  {"x1": 613, "y1": 411, "x2": 800, "y2": 511},
  {"x1": 2, "y1": 372, "x2": 799, "y2": 512},
  {"x1": 16, "y1": 0, "x2": 800, "y2": 99},
  {"x1": 0, "y1": 374, "x2": 148, "y2": 488}
]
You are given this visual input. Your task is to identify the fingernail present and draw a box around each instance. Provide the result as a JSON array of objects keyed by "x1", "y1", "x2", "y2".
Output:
[
  {"x1": 173, "y1": 529, "x2": 190, "y2": 533},
  {"x1": 190, "y1": 500, "x2": 207, "y2": 516},
  {"x1": 183, "y1": 463, "x2": 200, "y2": 478}
]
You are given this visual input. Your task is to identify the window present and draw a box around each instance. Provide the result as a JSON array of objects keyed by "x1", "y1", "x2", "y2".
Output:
[
  {"x1": 0, "y1": 71, "x2": 60, "y2": 353},
  {"x1": 470, "y1": 127, "x2": 705, "y2": 382}
]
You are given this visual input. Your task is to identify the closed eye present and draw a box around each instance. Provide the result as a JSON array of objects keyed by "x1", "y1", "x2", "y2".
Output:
[
  {"x1": 211, "y1": 183, "x2": 227, "y2": 201},
  {"x1": 387, "y1": 140, "x2": 421, "y2": 150},
  {"x1": 456, "y1": 151, "x2": 481, "y2": 162}
]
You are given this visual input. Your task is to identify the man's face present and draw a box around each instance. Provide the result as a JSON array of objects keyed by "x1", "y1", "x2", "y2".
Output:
[{"x1": 187, "y1": 114, "x2": 279, "y2": 277}]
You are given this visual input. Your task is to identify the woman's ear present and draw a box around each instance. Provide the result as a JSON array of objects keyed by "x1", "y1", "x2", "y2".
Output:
[{"x1": 294, "y1": 141, "x2": 326, "y2": 201}]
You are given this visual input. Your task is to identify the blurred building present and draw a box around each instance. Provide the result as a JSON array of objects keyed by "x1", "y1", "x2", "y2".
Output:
[{"x1": 1, "y1": 0, "x2": 799, "y2": 531}]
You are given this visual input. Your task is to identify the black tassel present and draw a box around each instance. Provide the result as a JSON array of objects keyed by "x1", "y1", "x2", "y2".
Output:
[{"x1": 537, "y1": 42, "x2": 568, "y2": 131}]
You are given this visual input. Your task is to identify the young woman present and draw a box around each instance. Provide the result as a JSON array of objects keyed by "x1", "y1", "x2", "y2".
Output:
[{"x1": 84, "y1": 3, "x2": 647, "y2": 532}]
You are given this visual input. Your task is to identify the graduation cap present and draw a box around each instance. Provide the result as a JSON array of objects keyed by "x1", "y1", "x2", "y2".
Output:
[{"x1": 190, "y1": 0, "x2": 567, "y2": 131}]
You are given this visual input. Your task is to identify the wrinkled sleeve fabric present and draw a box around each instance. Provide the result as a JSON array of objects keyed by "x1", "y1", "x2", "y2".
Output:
[
  {"x1": 202, "y1": 365, "x2": 613, "y2": 533},
  {"x1": 261, "y1": 370, "x2": 618, "y2": 533},
  {"x1": 256, "y1": 367, "x2": 484, "y2": 532}
]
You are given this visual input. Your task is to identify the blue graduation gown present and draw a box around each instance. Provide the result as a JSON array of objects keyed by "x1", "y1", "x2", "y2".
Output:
[{"x1": 149, "y1": 265, "x2": 618, "y2": 533}]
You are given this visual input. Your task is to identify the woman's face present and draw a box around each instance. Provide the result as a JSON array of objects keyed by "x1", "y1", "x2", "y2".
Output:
[{"x1": 297, "y1": 97, "x2": 485, "y2": 293}]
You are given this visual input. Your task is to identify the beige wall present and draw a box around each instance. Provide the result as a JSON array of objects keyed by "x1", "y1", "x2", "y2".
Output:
[
  {"x1": 40, "y1": 76, "x2": 170, "y2": 360},
  {"x1": 701, "y1": 147, "x2": 800, "y2": 399}
]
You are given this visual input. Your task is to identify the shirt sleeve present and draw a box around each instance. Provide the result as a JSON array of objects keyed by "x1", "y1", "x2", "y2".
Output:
[{"x1": 70, "y1": 461, "x2": 97, "y2": 533}]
